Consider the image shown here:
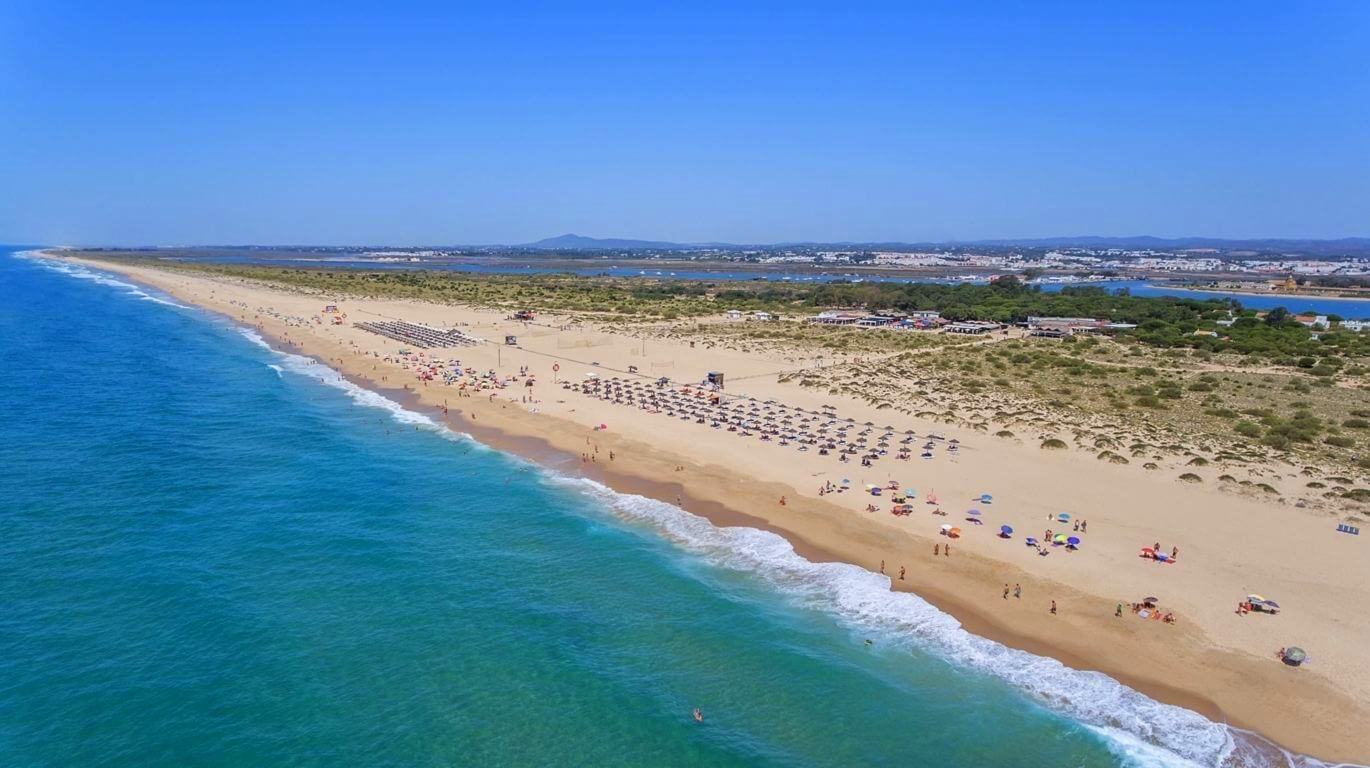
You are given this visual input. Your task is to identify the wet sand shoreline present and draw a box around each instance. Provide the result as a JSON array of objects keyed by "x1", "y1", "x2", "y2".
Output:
[{"x1": 57, "y1": 252, "x2": 1370, "y2": 764}]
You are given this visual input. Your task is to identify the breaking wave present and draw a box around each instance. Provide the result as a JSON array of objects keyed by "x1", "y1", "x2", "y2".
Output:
[
  {"x1": 235, "y1": 327, "x2": 480, "y2": 448},
  {"x1": 32, "y1": 248, "x2": 1355, "y2": 768},
  {"x1": 545, "y1": 477, "x2": 1353, "y2": 768},
  {"x1": 18, "y1": 251, "x2": 190, "y2": 309}
]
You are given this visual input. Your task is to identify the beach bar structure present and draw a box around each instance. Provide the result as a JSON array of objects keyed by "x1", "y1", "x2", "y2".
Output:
[
  {"x1": 1023, "y1": 316, "x2": 1144, "y2": 338},
  {"x1": 810, "y1": 311, "x2": 864, "y2": 326},
  {"x1": 945, "y1": 321, "x2": 1001, "y2": 335}
]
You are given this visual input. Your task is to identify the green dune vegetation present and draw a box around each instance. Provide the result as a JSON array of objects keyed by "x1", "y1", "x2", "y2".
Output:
[{"x1": 82, "y1": 255, "x2": 1370, "y2": 504}]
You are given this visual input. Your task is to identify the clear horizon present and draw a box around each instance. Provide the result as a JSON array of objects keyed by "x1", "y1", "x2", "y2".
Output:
[
  {"x1": 15, "y1": 231, "x2": 1370, "y2": 250},
  {"x1": 2, "y1": 3, "x2": 1367, "y2": 245}
]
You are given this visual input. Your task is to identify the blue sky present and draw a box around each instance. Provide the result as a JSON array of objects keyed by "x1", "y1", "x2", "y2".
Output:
[{"x1": 2, "y1": 2, "x2": 1367, "y2": 245}]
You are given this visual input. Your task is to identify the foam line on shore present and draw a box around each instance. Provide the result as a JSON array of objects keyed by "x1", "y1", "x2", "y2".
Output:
[
  {"x1": 36, "y1": 252, "x2": 1354, "y2": 768},
  {"x1": 19, "y1": 251, "x2": 190, "y2": 308},
  {"x1": 551, "y1": 475, "x2": 1352, "y2": 768},
  {"x1": 234, "y1": 327, "x2": 484, "y2": 449}
]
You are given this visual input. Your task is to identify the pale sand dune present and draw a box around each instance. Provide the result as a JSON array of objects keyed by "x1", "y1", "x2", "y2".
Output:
[{"x1": 70, "y1": 257, "x2": 1370, "y2": 763}]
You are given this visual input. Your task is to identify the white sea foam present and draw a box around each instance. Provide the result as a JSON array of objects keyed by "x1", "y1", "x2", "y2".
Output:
[
  {"x1": 236, "y1": 327, "x2": 481, "y2": 448},
  {"x1": 544, "y1": 475, "x2": 1353, "y2": 768},
  {"x1": 32, "y1": 247, "x2": 1343, "y2": 768},
  {"x1": 228, "y1": 322, "x2": 1350, "y2": 768},
  {"x1": 19, "y1": 251, "x2": 190, "y2": 309}
]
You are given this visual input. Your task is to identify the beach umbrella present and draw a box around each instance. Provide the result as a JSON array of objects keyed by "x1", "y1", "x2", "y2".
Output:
[
  {"x1": 1067, "y1": 536, "x2": 1081, "y2": 546},
  {"x1": 940, "y1": 524, "x2": 953, "y2": 532},
  {"x1": 1247, "y1": 594, "x2": 1266, "y2": 603},
  {"x1": 1000, "y1": 525, "x2": 1013, "y2": 535},
  {"x1": 948, "y1": 527, "x2": 962, "y2": 537},
  {"x1": 1025, "y1": 536, "x2": 1038, "y2": 545},
  {"x1": 1283, "y1": 647, "x2": 1307, "y2": 664},
  {"x1": 1143, "y1": 596, "x2": 1159, "y2": 604},
  {"x1": 1057, "y1": 513, "x2": 1071, "y2": 522},
  {"x1": 980, "y1": 494, "x2": 993, "y2": 502},
  {"x1": 841, "y1": 478, "x2": 850, "y2": 485},
  {"x1": 1262, "y1": 600, "x2": 1281, "y2": 609},
  {"x1": 1053, "y1": 534, "x2": 1067, "y2": 544},
  {"x1": 966, "y1": 509, "x2": 982, "y2": 516}
]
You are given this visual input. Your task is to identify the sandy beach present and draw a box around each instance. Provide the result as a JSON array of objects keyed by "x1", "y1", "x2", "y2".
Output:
[{"x1": 64, "y1": 254, "x2": 1370, "y2": 763}]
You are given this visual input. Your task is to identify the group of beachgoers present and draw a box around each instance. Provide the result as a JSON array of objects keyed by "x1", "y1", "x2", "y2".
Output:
[
  {"x1": 1116, "y1": 598, "x2": 1177, "y2": 625},
  {"x1": 563, "y1": 376, "x2": 961, "y2": 470}
]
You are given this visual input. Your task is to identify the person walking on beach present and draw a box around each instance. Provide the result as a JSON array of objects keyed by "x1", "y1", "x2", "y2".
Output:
[
  {"x1": 1116, "y1": 603, "x2": 1124, "y2": 617},
  {"x1": 944, "y1": 544, "x2": 950, "y2": 557},
  {"x1": 899, "y1": 566, "x2": 905, "y2": 581},
  {"x1": 934, "y1": 544, "x2": 940, "y2": 556},
  {"x1": 1003, "y1": 584, "x2": 1010, "y2": 600},
  {"x1": 1081, "y1": 520, "x2": 1087, "y2": 533},
  {"x1": 879, "y1": 560, "x2": 885, "y2": 575},
  {"x1": 1013, "y1": 584, "x2": 1021, "y2": 599},
  {"x1": 1050, "y1": 600, "x2": 1057, "y2": 615}
]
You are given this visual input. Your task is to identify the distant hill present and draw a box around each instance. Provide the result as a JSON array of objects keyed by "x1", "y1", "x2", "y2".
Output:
[{"x1": 523, "y1": 233, "x2": 701, "y2": 250}]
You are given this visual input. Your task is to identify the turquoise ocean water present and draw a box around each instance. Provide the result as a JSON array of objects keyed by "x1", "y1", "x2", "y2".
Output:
[{"x1": 0, "y1": 248, "x2": 1333, "y2": 767}]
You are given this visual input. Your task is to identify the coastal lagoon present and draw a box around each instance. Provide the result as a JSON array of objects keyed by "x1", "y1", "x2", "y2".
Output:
[
  {"x1": 0, "y1": 247, "x2": 1335, "y2": 766},
  {"x1": 150, "y1": 251, "x2": 1370, "y2": 319}
]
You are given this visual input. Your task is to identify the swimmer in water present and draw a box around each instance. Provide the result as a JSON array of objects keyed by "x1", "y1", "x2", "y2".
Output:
[{"x1": 692, "y1": 708, "x2": 703, "y2": 723}]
